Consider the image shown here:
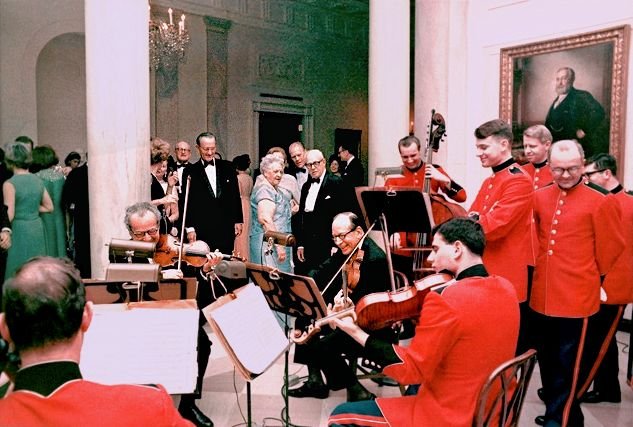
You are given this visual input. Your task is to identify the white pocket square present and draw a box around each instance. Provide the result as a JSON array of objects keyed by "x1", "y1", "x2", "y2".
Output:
[{"x1": 325, "y1": 195, "x2": 332, "y2": 200}]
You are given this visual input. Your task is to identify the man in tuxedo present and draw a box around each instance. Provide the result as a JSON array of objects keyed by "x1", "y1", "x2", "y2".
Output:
[
  {"x1": 545, "y1": 67, "x2": 608, "y2": 157},
  {"x1": 295, "y1": 149, "x2": 351, "y2": 275},
  {"x1": 182, "y1": 132, "x2": 243, "y2": 255},
  {"x1": 169, "y1": 141, "x2": 193, "y2": 193},
  {"x1": 288, "y1": 141, "x2": 309, "y2": 191},
  {"x1": 338, "y1": 141, "x2": 364, "y2": 187}
]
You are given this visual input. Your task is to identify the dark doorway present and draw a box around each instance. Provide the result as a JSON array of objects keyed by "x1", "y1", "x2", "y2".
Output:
[{"x1": 258, "y1": 112, "x2": 303, "y2": 162}]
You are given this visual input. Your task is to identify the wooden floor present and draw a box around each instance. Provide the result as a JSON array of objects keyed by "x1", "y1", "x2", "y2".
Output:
[{"x1": 188, "y1": 328, "x2": 632, "y2": 427}]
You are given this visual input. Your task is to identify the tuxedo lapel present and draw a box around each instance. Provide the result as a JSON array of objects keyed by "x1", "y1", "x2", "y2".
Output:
[{"x1": 196, "y1": 161, "x2": 216, "y2": 198}]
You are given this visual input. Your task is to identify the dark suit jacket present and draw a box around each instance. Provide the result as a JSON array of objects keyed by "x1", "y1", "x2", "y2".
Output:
[
  {"x1": 545, "y1": 87, "x2": 608, "y2": 157},
  {"x1": 341, "y1": 156, "x2": 364, "y2": 187},
  {"x1": 296, "y1": 172, "x2": 352, "y2": 272},
  {"x1": 182, "y1": 159, "x2": 243, "y2": 254}
]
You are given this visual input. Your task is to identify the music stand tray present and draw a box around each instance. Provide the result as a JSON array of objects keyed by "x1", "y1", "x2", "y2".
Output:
[{"x1": 355, "y1": 186, "x2": 435, "y2": 234}]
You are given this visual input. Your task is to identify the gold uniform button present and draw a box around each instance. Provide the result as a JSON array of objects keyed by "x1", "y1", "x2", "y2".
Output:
[
  {"x1": 553, "y1": 219, "x2": 559, "y2": 225},
  {"x1": 561, "y1": 191, "x2": 567, "y2": 196},
  {"x1": 547, "y1": 250, "x2": 553, "y2": 255},
  {"x1": 535, "y1": 177, "x2": 540, "y2": 182},
  {"x1": 556, "y1": 210, "x2": 561, "y2": 215},
  {"x1": 488, "y1": 184, "x2": 493, "y2": 189},
  {"x1": 551, "y1": 229, "x2": 557, "y2": 235},
  {"x1": 550, "y1": 240, "x2": 555, "y2": 245},
  {"x1": 559, "y1": 200, "x2": 564, "y2": 205},
  {"x1": 534, "y1": 185, "x2": 539, "y2": 190}
]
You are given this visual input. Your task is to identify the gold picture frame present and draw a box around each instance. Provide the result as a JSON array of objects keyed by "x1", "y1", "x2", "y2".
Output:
[{"x1": 500, "y1": 25, "x2": 630, "y2": 168}]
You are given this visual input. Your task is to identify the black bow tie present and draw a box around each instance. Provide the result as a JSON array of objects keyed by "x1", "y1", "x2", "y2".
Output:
[
  {"x1": 297, "y1": 167, "x2": 307, "y2": 174},
  {"x1": 176, "y1": 162, "x2": 189, "y2": 169},
  {"x1": 202, "y1": 159, "x2": 215, "y2": 168},
  {"x1": 309, "y1": 176, "x2": 321, "y2": 184}
]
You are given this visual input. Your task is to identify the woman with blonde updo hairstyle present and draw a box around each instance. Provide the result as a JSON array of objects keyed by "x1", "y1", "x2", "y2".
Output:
[{"x1": 150, "y1": 138, "x2": 179, "y2": 234}]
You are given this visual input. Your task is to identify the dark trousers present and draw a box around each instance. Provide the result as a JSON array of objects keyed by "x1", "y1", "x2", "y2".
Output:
[
  {"x1": 516, "y1": 301, "x2": 536, "y2": 356},
  {"x1": 576, "y1": 304, "x2": 624, "y2": 398},
  {"x1": 533, "y1": 313, "x2": 587, "y2": 427}
]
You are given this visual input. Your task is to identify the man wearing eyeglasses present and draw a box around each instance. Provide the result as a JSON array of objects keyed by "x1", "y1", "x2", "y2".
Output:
[
  {"x1": 574, "y1": 153, "x2": 632, "y2": 406},
  {"x1": 124, "y1": 202, "x2": 221, "y2": 427},
  {"x1": 469, "y1": 119, "x2": 533, "y2": 355},
  {"x1": 295, "y1": 149, "x2": 352, "y2": 275},
  {"x1": 530, "y1": 141, "x2": 624, "y2": 427},
  {"x1": 289, "y1": 212, "x2": 392, "y2": 402}
]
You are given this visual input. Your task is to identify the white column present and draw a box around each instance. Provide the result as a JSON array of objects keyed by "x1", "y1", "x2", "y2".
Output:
[
  {"x1": 368, "y1": 0, "x2": 409, "y2": 181},
  {"x1": 85, "y1": 0, "x2": 150, "y2": 278},
  {"x1": 415, "y1": 0, "x2": 468, "y2": 172}
]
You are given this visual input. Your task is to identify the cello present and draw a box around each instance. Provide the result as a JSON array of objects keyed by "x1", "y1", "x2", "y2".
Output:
[{"x1": 412, "y1": 111, "x2": 467, "y2": 278}]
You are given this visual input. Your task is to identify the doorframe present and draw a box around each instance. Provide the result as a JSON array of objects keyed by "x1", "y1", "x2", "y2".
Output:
[{"x1": 252, "y1": 101, "x2": 314, "y2": 160}]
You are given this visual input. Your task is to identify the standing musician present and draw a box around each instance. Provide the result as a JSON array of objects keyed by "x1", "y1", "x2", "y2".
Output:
[
  {"x1": 327, "y1": 218, "x2": 520, "y2": 427},
  {"x1": 123, "y1": 202, "x2": 224, "y2": 427},
  {"x1": 469, "y1": 119, "x2": 533, "y2": 355},
  {"x1": 385, "y1": 135, "x2": 466, "y2": 278},
  {"x1": 288, "y1": 212, "x2": 393, "y2": 402},
  {"x1": 576, "y1": 153, "x2": 633, "y2": 404},
  {"x1": 530, "y1": 141, "x2": 624, "y2": 427}
]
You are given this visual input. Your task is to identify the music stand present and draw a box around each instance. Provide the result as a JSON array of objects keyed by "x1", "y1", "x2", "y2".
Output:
[{"x1": 245, "y1": 262, "x2": 328, "y2": 427}]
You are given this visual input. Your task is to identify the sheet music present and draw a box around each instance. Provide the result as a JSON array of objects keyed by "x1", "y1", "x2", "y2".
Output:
[
  {"x1": 80, "y1": 302, "x2": 198, "y2": 394},
  {"x1": 205, "y1": 284, "x2": 289, "y2": 379}
]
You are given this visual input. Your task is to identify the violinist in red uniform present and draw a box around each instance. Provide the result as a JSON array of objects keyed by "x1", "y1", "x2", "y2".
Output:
[
  {"x1": 124, "y1": 202, "x2": 222, "y2": 427},
  {"x1": 385, "y1": 135, "x2": 466, "y2": 277},
  {"x1": 576, "y1": 153, "x2": 633, "y2": 404},
  {"x1": 530, "y1": 141, "x2": 624, "y2": 427},
  {"x1": 469, "y1": 119, "x2": 533, "y2": 355},
  {"x1": 288, "y1": 212, "x2": 393, "y2": 402},
  {"x1": 327, "y1": 218, "x2": 520, "y2": 427},
  {"x1": 0, "y1": 257, "x2": 193, "y2": 427}
]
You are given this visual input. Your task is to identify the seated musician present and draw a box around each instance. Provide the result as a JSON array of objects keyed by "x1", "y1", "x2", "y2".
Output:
[
  {"x1": 123, "y1": 202, "x2": 223, "y2": 427},
  {"x1": 289, "y1": 212, "x2": 394, "y2": 402},
  {"x1": 327, "y1": 218, "x2": 520, "y2": 427},
  {"x1": 0, "y1": 257, "x2": 193, "y2": 426},
  {"x1": 385, "y1": 135, "x2": 466, "y2": 278}
]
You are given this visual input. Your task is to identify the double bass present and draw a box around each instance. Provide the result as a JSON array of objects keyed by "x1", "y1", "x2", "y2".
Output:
[{"x1": 412, "y1": 111, "x2": 467, "y2": 278}]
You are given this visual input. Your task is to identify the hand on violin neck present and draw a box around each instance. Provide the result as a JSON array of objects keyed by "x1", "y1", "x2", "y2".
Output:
[{"x1": 201, "y1": 250, "x2": 224, "y2": 273}]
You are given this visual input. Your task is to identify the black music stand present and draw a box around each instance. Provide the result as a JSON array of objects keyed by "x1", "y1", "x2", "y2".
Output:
[{"x1": 245, "y1": 262, "x2": 328, "y2": 427}]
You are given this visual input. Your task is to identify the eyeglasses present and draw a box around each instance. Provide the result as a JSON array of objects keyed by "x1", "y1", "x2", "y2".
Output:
[
  {"x1": 175, "y1": 148, "x2": 191, "y2": 152},
  {"x1": 551, "y1": 166, "x2": 582, "y2": 175},
  {"x1": 306, "y1": 159, "x2": 324, "y2": 168},
  {"x1": 332, "y1": 229, "x2": 354, "y2": 242},
  {"x1": 584, "y1": 169, "x2": 606, "y2": 177},
  {"x1": 131, "y1": 227, "x2": 159, "y2": 238}
]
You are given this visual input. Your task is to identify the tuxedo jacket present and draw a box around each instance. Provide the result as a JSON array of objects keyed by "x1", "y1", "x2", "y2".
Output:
[
  {"x1": 296, "y1": 172, "x2": 351, "y2": 270},
  {"x1": 341, "y1": 156, "x2": 364, "y2": 187},
  {"x1": 182, "y1": 159, "x2": 243, "y2": 254}
]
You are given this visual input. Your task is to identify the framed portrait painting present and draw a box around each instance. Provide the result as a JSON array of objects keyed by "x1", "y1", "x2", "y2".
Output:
[{"x1": 500, "y1": 25, "x2": 630, "y2": 168}]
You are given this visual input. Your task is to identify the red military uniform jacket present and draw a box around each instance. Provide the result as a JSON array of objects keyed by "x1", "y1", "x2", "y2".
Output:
[
  {"x1": 372, "y1": 270, "x2": 519, "y2": 427},
  {"x1": 523, "y1": 161, "x2": 553, "y2": 266},
  {"x1": 469, "y1": 159, "x2": 533, "y2": 302},
  {"x1": 0, "y1": 361, "x2": 193, "y2": 427},
  {"x1": 530, "y1": 181, "x2": 625, "y2": 317},
  {"x1": 602, "y1": 187, "x2": 633, "y2": 304}
]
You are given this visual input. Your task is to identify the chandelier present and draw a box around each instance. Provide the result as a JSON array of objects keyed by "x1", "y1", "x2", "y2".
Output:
[{"x1": 149, "y1": 7, "x2": 190, "y2": 71}]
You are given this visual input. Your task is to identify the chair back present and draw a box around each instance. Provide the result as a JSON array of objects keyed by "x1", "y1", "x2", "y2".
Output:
[{"x1": 473, "y1": 349, "x2": 537, "y2": 427}]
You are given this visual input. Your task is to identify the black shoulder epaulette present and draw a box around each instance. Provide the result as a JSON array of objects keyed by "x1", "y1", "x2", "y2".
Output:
[
  {"x1": 585, "y1": 181, "x2": 610, "y2": 195},
  {"x1": 625, "y1": 189, "x2": 633, "y2": 196},
  {"x1": 509, "y1": 165, "x2": 524, "y2": 175}
]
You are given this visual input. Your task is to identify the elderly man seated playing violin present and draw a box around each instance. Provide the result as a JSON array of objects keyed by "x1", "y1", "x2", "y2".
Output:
[
  {"x1": 288, "y1": 212, "x2": 394, "y2": 402},
  {"x1": 326, "y1": 218, "x2": 520, "y2": 427},
  {"x1": 121, "y1": 201, "x2": 226, "y2": 427}
]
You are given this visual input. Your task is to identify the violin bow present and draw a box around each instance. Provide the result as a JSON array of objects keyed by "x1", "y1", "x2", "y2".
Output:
[
  {"x1": 177, "y1": 176, "x2": 192, "y2": 271},
  {"x1": 321, "y1": 220, "x2": 377, "y2": 298}
]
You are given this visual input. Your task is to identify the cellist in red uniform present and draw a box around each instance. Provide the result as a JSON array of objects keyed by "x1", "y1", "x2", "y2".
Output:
[
  {"x1": 385, "y1": 135, "x2": 466, "y2": 278},
  {"x1": 575, "y1": 153, "x2": 633, "y2": 404},
  {"x1": 530, "y1": 141, "x2": 624, "y2": 427},
  {"x1": 327, "y1": 218, "x2": 520, "y2": 427}
]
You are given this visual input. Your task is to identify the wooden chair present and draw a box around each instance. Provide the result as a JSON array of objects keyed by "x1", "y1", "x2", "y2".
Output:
[{"x1": 473, "y1": 349, "x2": 538, "y2": 427}]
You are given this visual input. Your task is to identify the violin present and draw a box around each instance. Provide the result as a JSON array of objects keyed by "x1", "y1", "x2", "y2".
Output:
[
  {"x1": 153, "y1": 234, "x2": 241, "y2": 268},
  {"x1": 354, "y1": 272, "x2": 453, "y2": 331},
  {"x1": 343, "y1": 247, "x2": 364, "y2": 291}
]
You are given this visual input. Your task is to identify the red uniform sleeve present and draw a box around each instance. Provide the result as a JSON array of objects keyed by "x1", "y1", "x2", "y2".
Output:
[{"x1": 594, "y1": 194, "x2": 625, "y2": 276}]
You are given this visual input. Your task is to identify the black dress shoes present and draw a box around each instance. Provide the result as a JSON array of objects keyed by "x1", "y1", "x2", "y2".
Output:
[
  {"x1": 537, "y1": 387, "x2": 545, "y2": 402},
  {"x1": 287, "y1": 380, "x2": 329, "y2": 399},
  {"x1": 346, "y1": 382, "x2": 376, "y2": 402},
  {"x1": 535, "y1": 415, "x2": 546, "y2": 426},
  {"x1": 580, "y1": 390, "x2": 621, "y2": 404},
  {"x1": 178, "y1": 401, "x2": 214, "y2": 427}
]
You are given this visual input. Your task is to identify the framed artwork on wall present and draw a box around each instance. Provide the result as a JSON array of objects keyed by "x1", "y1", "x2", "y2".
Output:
[{"x1": 499, "y1": 25, "x2": 630, "y2": 168}]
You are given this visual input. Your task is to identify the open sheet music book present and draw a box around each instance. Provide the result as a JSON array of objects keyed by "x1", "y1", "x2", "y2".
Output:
[
  {"x1": 203, "y1": 284, "x2": 290, "y2": 381},
  {"x1": 80, "y1": 300, "x2": 199, "y2": 394}
]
